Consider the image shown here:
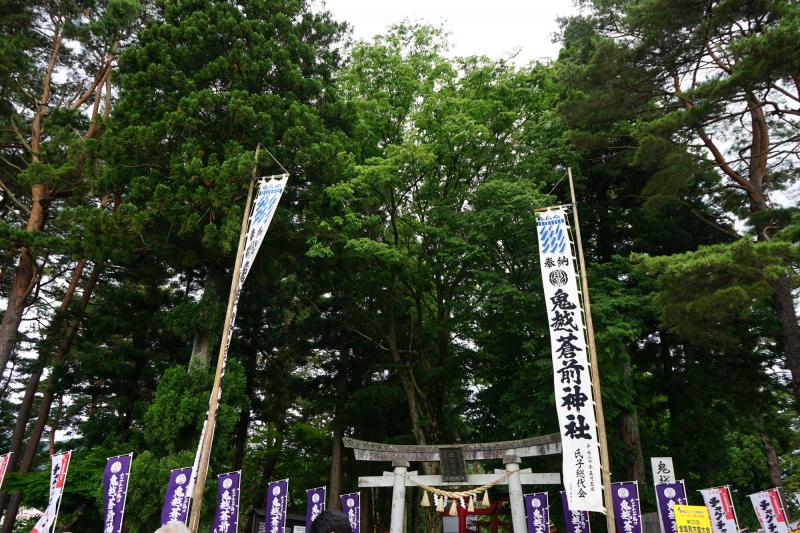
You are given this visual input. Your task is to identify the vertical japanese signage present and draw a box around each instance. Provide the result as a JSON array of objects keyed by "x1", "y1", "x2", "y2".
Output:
[
  {"x1": 305, "y1": 487, "x2": 326, "y2": 531},
  {"x1": 525, "y1": 493, "x2": 550, "y2": 533},
  {"x1": 340, "y1": 492, "x2": 360, "y2": 533},
  {"x1": 651, "y1": 458, "x2": 676, "y2": 485},
  {"x1": 212, "y1": 471, "x2": 240, "y2": 533},
  {"x1": 656, "y1": 482, "x2": 688, "y2": 533},
  {"x1": 561, "y1": 490, "x2": 591, "y2": 533},
  {"x1": 674, "y1": 505, "x2": 713, "y2": 533},
  {"x1": 700, "y1": 487, "x2": 738, "y2": 533},
  {"x1": 0, "y1": 452, "x2": 10, "y2": 490},
  {"x1": 611, "y1": 482, "x2": 642, "y2": 533},
  {"x1": 30, "y1": 451, "x2": 71, "y2": 533},
  {"x1": 102, "y1": 453, "x2": 132, "y2": 533},
  {"x1": 749, "y1": 489, "x2": 789, "y2": 533},
  {"x1": 266, "y1": 479, "x2": 289, "y2": 533},
  {"x1": 189, "y1": 175, "x2": 288, "y2": 494},
  {"x1": 161, "y1": 467, "x2": 192, "y2": 525},
  {"x1": 238, "y1": 176, "x2": 289, "y2": 289},
  {"x1": 536, "y1": 207, "x2": 602, "y2": 512}
]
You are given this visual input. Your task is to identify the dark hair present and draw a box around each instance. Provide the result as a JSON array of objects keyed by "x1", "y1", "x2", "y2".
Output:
[{"x1": 309, "y1": 510, "x2": 354, "y2": 533}]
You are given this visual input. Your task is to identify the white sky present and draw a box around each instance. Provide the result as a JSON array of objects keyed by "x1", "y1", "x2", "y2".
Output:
[{"x1": 314, "y1": 0, "x2": 581, "y2": 63}]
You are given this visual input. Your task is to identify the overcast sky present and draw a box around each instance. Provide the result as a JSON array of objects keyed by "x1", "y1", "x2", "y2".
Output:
[{"x1": 314, "y1": 0, "x2": 581, "y2": 63}]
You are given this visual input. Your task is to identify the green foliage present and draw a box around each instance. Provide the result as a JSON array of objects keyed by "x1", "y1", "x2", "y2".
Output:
[
  {"x1": 637, "y1": 239, "x2": 798, "y2": 346},
  {"x1": 0, "y1": 3, "x2": 797, "y2": 532}
]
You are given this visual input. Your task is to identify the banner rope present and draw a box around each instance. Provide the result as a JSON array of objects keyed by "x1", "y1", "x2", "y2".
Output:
[{"x1": 403, "y1": 470, "x2": 511, "y2": 499}]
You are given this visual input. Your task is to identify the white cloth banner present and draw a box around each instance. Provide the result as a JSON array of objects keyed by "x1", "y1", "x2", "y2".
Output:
[
  {"x1": 700, "y1": 487, "x2": 738, "y2": 533},
  {"x1": 536, "y1": 207, "x2": 602, "y2": 513},
  {"x1": 749, "y1": 489, "x2": 789, "y2": 533},
  {"x1": 651, "y1": 458, "x2": 675, "y2": 485},
  {"x1": 31, "y1": 451, "x2": 72, "y2": 533},
  {"x1": 238, "y1": 175, "x2": 289, "y2": 290},
  {"x1": 0, "y1": 452, "x2": 10, "y2": 490},
  {"x1": 188, "y1": 174, "x2": 288, "y2": 495}
]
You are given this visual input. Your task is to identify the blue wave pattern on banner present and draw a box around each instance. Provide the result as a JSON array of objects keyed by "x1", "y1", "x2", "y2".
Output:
[{"x1": 537, "y1": 216, "x2": 567, "y2": 255}]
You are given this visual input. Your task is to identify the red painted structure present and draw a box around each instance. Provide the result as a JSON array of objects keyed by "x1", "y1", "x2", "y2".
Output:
[{"x1": 438, "y1": 497, "x2": 509, "y2": 533}]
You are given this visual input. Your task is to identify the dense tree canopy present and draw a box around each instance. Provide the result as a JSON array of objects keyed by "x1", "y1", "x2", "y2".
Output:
[{"x1": 0, "y1": 1, "x2": 797, "y2": 532}]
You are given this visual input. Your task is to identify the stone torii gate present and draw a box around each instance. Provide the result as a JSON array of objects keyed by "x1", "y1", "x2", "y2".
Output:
[{"x1": 344, "y1": 433, "x2": 562, "y2": 533}]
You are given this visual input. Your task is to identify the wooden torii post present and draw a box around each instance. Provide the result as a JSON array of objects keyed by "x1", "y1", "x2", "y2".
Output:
[{"x1": 344, "y1": 433, "x2": 562, "y2": 533}]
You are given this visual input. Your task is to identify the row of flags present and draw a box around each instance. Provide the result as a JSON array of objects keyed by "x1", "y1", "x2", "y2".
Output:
[
  {"x1": 0, "y1": 449, "x2": 792, "y2": 533},
  {"x1": 523, "y1": 482, "x2": 791, "y2": 533},
  {"x1": 0, "y1": 451, "x2": 362, "y2": 533}
]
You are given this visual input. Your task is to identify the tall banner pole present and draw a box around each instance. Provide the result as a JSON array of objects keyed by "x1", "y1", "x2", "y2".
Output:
[
  {"x1": 567, "y1": 167, "x2": 615, "y2": 533},
  {"x1": 187, "y1": 146, "x2": 261, "y2": 532}
]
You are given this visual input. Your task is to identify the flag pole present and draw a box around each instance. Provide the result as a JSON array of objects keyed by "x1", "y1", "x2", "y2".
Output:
[
  {"x1": 187, "y1": 145, "x2": 261, "y2": 532},
  {"x1": 567, "y1": 167, "x2": 615, "y2": 533}
]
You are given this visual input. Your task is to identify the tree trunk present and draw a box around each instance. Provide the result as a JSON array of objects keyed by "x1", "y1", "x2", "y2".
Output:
[
  {"x1": 188, "y1": 264, "x2": 224, "y2": 370},
  {"x1": 0, "y1": 26, "x2": 64, "y2": 376},
  {"x1": 658, "y1": 331, "x2": 679, "y2": 435},
  {"x1": 760, "y1": 432, "x2": 782, "y2": 488},
  {"x1": 259, "y1": 424, "x2": 285, "y2": 489},
  {"x1": 0, "y1": 212, "x2": 46, "y2": 374},
  {"x1": 619, "y1": 358, "x2": 646, "y2": 483},
  {"x1": 773, "y1": 276, "x2": 800, "y2": 405},
  {"x1": 329, "y1": 336, "x2": 349, "y2": 511},
  {"x1": 233, "y1": 328, "x2": 259, "y2": 470},
  {"x1": 329, "y1": 419, "x2": 345, "y2": 510},
  {"x1": 0, "y1": 259, "x2": 86, "y2": 516},
  {"x1": 0, "y1": 263, "x2": 101, "y2": 533},
  {"x1": 362, "y1": 488, "x2": 372, "y2": 533}
]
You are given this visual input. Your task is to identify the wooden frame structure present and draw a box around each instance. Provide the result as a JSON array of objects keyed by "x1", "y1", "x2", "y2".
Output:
[{"x1": 344, "y1": 434, "x2": 562, "y2": 533}]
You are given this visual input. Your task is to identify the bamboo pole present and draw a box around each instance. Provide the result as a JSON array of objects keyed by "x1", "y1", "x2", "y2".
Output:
[
  {"x1": 187, "y1": 145, "x2": 261, "y2": 532},
  {"x1": 567, "y1": 167, "x2": 616, "y2": 533}
]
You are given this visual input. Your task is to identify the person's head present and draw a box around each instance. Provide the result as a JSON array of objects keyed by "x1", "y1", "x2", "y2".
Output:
[
  {"x1": 309, "y1": 510, "x2": 354, "y2": 533},
  {"x1": 155, "y1": 522, "x2": 191, "y2": 533}
]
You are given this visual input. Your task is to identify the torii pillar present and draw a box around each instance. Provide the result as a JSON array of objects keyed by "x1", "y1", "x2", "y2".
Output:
[{"x1": 390, "y1": 461, "x2": 409, "y2": 533}]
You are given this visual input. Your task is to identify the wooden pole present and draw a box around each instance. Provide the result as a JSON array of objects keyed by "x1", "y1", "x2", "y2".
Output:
[
  {"x1": 187, "y1": 145, "x2": 261, "y2": 532},
  {"x1": 567, "y1": 167, "x2": 616, "y2": 533}
]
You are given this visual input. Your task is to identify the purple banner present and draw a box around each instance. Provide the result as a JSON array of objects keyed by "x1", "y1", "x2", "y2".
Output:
[
  {"x1": 305, "y1": 487, "x2": 326, "y2": 531},
  {"x1": 656, "y1": 482, "x2": 688, "y2": 533},
  {"x1": 525, "y1": 493, "x2": 549, "y2": 533},
  {"x1": 161, "y1": 467, "x2": 192, "y2": 525},
  {"x1": 561, "y1": 490, "x2": 590, "y2": 533},
  {"x1": 340, "y1": 492, "x2": 360, "y2": 533},
  {"x1": 103, "y1": 454, "x2": 132, "y2": 533},
  {"x1": 265, "y1": 479, "x2": 289, "y2": 533},
  {"x1": 612, "y1": 482, "x2": 642, "y2": 533},
  {"x1": 212, "y1": 471, "x2": 240, "y2": 533}
]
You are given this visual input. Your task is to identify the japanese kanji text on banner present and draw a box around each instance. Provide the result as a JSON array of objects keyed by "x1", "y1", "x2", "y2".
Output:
[
  {"x1": 102, "y1": 454, "x2": 132, "y2": 533},
  {"x1": 536, "y1": 207, "x2": 602, "y2": 512},
  {"x1": 700, "y1": 487, "x2": 738, "y2": 533},
  {"x1": 212, "y1": 471, "x2": 240, "y2": 533},
  {"x1": 674, "y1": 506, "x2": 713, "y2": 533},
  {"x1": 341, "y1": 492, "x2": 360, "y2": 533},
  {"x1": 749, "y1": 489, "x2": 789, "y2": 533},
  {"x1": 525, "y1": 493, "x2": 550, "y2": 533},
  {"x1": 266, "y1": 479, "x2": 289, "y2": 533},
  {"x1": 30, "y1": 451, "x2": 71, "y2": 533},
  {"x1": 305, "y1": 487, "x2": 326, "y2": 531}
]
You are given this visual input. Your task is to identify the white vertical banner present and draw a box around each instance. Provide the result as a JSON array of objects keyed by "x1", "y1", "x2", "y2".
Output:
[
  {"x1": 31, "y1": 451, "x2": 72, "y2": 533},
  {"x1": 0, "y1": 452, "x2": 10, "y2": 490},
  {"x1": 700, "y1": 487, "x2": 738, "y2": 533},
  {"x1": 749, "y1": 489, "x2": 789, "y2": 533},
  {"x1": 651, "y1": 458, "x2": 676, "y2": 485},
  {"x1": 238, "y1": 175, "x2": 290, "y2": 290},
  {"x1": 536, "y1": 206, "x2": 603, "y2": 513},
  {"x1": 188, "y1": 174, "x2": 288, "y2": 495}
]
